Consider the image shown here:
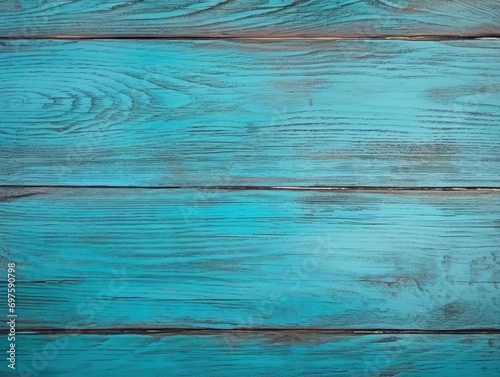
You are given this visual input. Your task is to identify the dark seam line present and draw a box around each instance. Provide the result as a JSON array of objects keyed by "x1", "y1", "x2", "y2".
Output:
[
  {"x1": 1, "y1": 185, "x2": 500, "y2": 192},
  {"x1": 4, "y1": 328, "x2": 500, "y2": 336},
  {"x1": 0, "y1": 34, "x2": 499, "y2": 41}
]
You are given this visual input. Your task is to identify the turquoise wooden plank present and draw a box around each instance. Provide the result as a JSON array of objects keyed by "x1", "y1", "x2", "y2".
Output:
[
  {"x1": 0, "y1": 1, "x2": 499, "y2": 37},
  {"x1": 8, "y1": 333, "x2": 500, "y2": 376},
  {"x1": 1, "y1": 188, "x2": 499, "y2": 329},
  {"x1": 1, "y1": 40, "x2": 499, "y2": 187}
]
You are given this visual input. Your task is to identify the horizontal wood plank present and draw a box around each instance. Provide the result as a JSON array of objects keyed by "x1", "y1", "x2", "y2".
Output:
[
  {"x1": 0, "y1": 1, "x2": 499, "y2": 37},
  {"x1": 1, "y1": 40, "x2": 499, "y2": 187},
  {"x1": 1, "y1": 188, "x2": 499, "y2": 329},
  {"x1": 10, "y1": 333, "x2": 500, "y2": 376}
]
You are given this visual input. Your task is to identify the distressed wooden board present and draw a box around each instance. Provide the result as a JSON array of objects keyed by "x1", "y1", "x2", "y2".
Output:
[
  {"x1": 8, "y1": 333, "x2": 500, "y2": 376},
  {"x1": 1, "y1": 40, "x2": 499, "y2": 187},
  {"x1": 0, "y1": 1, "x2": 499, "y2": 37},
  {"x1": 1, "y1": 188, "x2": 499, "y2": 329}
]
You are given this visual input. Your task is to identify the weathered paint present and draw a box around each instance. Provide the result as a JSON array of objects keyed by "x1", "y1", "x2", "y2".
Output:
[
  {"x1": 1, "y1": 2, "x2": 499, "y2": 374},
  {"x1": 1, "y1": 188, "x2": 498, "y2": 329},
  {"x1": 0, "y1": 0, "x2": 499, "y2": 37},
  {"x1": 1, "y1": 40, "x2": 499, "y2": 187},
  {"x1": 10, "y1": 333, "x2": 500, "y2": 376}
]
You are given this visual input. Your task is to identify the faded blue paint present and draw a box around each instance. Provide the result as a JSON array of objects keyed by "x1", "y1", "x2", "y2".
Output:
[
  {"x1": 0, "y1": 40, "x2": 499, "y2": 186},
  {"x1": 9, "y1": 334, "x2": 500, "y2": 376},
  {"x1": 1, "y1": 189, "x2": 498, "y2": 329},
  {"x1": 0, "y1": 0, "x2": 498, "y2": 37}
]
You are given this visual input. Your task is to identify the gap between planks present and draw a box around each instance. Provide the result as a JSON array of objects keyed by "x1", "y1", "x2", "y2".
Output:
[
  {"x1": 0, "y1": 34, "x2": 500, "y2": 41},
  {"x1": 4, "y1": 328, "x2": 500, "y2": 336},
  {"x1": 1, "y1": 186, "x2": 500, "y2": 193}
]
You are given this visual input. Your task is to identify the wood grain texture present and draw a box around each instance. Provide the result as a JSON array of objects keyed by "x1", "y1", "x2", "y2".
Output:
[
  {"x1": 1, "y1": 188, "x2": 498, "y2": 329},
  {"x1": 1, "y1": 40, "x2": 499, "y2": 187},
  {"x1": 0, "y1": 1, "x2": 499, "y2": 37},
  {"x1": 10, "y1": 333, "x2": 500, "y2": 376}
]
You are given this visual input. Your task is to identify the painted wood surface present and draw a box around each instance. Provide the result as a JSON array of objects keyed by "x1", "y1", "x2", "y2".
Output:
[
  {"x1": 1, "y1": 188, "x2": 498, "y2": 329},
  {"x1": 1, "y1": 40, "x2": 499, "y2": 187},
  {"x1": 0, "y1": 1, "x2": 499, "y2": 37},
  {"x1": 8, "y1": 333, "x2": 499, "y2": 376},
  {"x1": 1, "y1": 3, "x2": 499, "y2": 373}
]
